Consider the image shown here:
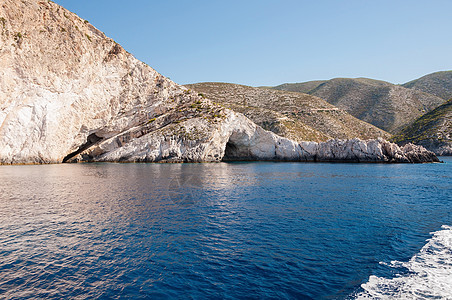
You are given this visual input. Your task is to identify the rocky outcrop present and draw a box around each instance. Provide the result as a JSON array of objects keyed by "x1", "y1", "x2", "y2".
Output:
[
  {"x1": 67, "y1": 126, "x2": 439, "y2": 163},
  {"x1": 66, "y1": 111, "x2": 304, "y2": 163},
  {"x1": 0, "y1": 0, "x2": 317, "y2": 164},
  {"x1": 298, "y1": 138, "x2": 439, "y2": 163},
  {"x1": 0, "y1": 0, "x2": 223, "y2": 164},
  {"x1": 0, "y1": 0, "x2": 440, "y2": 164},
  {"x1": 412, "y1": 141, "x2": 452, "y2": 156}
]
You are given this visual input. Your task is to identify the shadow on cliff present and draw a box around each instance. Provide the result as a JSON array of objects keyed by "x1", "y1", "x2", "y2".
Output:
[{"x1": 63, "y1": 133, "x2": 102, "y2": 163}]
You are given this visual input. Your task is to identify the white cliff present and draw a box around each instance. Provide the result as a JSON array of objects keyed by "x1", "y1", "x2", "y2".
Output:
[{"x1": 0, "y1": 0, "x2": 439, "y2": 164}]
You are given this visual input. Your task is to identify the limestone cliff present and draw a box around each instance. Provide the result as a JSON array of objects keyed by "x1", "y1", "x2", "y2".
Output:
[
  {"x1": 0, "y1": 0, "x2": 232, "y2": 164},
  {"x1": 0, "y1": 0, "x2": 439, "y2": 164}
]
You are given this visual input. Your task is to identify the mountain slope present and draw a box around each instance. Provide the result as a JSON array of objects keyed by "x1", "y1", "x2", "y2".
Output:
[
  {"x1": 186, "y1": 82, "x2": 390, "y2": 142},
  {"x1": 392, "y1": 99, "x2": 452, "y2": 155},
  {"x1": 272, "y1": 78, "x2": 445, "y2": 133},
  {"x1": 402, "y1": 71, "x2": 452, "y2": 100}
]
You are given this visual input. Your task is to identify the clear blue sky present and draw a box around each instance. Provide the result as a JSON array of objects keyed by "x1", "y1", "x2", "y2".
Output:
[{"x1": 54, "y1": 0, "x2": 452, "y2": 86}]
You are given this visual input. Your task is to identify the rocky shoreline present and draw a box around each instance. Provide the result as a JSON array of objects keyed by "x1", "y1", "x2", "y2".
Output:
[
  {"x1": 298, "y1": 139, "x2": 440, "y2": 163},
  {"x1": 64, "y1": 110, "x2": 439, "y2": 164}
]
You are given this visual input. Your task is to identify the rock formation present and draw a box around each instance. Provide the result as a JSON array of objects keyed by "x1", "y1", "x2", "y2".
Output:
[
  {"x1": 186, "y1": 82, "x2": 390, "y2": 143},
  {"x1": 0, "y1": 0, "x2": 226, "y2": 164},
  {"x1": 298, "y1": 138, "x2": 439, "y2": 163},
  {"x1": 0, "y1": 0, "x2": 439, "y2": 164}
]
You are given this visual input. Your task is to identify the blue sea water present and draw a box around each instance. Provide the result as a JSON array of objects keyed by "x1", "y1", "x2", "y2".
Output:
[{"x1": 0, "y1": 158, "x2": 451, "y2": 299}]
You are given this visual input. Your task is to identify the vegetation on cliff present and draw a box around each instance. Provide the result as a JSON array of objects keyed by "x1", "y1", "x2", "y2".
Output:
[
  {"x1": 391, "y1": 99, "x2": 452, "y2": 155},
  {"x1": 186, "y1": 82, "x2": 390, "y2": 143}
]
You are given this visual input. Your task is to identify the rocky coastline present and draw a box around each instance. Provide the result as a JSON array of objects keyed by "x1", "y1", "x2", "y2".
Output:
[
  {"x1": 0, "y1": 0, "x2": 440, "y2": 165},
  {"x1": 65, "y1": 117, "x2": 438, "y2": 164}
]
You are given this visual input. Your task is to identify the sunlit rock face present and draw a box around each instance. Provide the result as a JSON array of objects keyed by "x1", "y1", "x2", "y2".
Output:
[
  {"x1": 66, "y1": 111, "x2": 303, "y2": 163},
  {"x1": 0, "y1": 0, "x2": 439, "y2": 164},
  {"x1": 299, "y1": 138, "x2": 439, "y2": 163},
  {"x1": 0, "y1": 0, "x2": 231, "y2": 164}
]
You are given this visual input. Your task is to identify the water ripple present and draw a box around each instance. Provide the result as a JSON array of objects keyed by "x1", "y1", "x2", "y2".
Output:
[{"x1": 0, "y1": 159, "x2": 450, "y2": 299}]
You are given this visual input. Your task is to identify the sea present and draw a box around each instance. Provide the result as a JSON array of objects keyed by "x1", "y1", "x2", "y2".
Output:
[{"x1": 0, "y1": 157, "x2": 451, "y2": 299}]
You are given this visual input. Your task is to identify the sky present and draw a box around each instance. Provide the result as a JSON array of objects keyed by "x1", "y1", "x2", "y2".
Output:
[{"x1": 53, "y1": 0, "x2": 452, "y2": 87}]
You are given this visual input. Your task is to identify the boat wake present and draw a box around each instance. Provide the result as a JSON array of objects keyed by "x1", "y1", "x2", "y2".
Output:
[{"x1": 356, "y1": 225, "x2": 452, "y2": 299}]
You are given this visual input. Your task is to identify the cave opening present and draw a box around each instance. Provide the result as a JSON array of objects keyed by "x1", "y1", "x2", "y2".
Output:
[
  {"x1": 221, "y1": 137, "x2": 254, "y2": 161},
  {"x1": 222, "y1": 141, "x2": 239, "y2": 161},
  {"x1": 62, "y1": 133, "x2": 102, "y2": 163}
]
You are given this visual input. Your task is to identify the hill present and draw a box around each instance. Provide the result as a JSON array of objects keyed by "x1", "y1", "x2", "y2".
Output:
[
  {"x1": 392, "y1": 99, "x2": 452, "y2": 155},
  {"x1": 272, "y1": 78, "x2": 445, "y2": 133},
  {"x1": 402, "y1": 71, "x2": 452, "y2": 100},
  {"x1": 186, "y1": 82, "x2": 390, "y2": 142}
]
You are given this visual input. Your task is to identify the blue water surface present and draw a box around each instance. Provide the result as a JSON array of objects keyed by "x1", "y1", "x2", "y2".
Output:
[{"x1": 0, "y1": 158, "x2": 451, "y2": 299}]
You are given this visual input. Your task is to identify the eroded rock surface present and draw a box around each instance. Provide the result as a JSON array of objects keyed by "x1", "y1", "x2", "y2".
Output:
[{"x1": 299, "y1": 138, "x2": 439, "y2": 163}]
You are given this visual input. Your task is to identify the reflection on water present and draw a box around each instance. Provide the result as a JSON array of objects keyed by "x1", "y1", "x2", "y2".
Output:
[{"x1": 0, "y1": 160, "x2": 451, "y2": 299}]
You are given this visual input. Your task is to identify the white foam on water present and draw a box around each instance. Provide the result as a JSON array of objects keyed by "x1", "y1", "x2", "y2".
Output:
[{"x1": 355, "y1": 225, "x2": 452, "y2": 299}]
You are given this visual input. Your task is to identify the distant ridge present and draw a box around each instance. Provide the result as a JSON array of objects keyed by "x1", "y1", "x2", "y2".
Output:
[
  {"x1": 273, "y1": 80, "x2": 326, "y2": 94},
  {"x1": 272, "y1": 76, "x2": 445, "y2": 133},
  {"x1": 402, "y1": 71, "x2": 452, "y2": 100}
]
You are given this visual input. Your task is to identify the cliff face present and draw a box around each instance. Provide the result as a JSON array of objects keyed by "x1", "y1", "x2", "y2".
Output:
[
  {"x1": 0, "y1": 0, "x2": 439, "y2": 164},
  {"x1": 186, "y1": 82, "x2": 390, "y2": 143},
  {"x1": 272, "y1": 78, "x2": 445, "y2": 133},
  {"x1": 0, "y1": 0, "x2": 247, "y2": 164},
  {"x1": 392, "y1": 99, "x2": 452, "y2": 155},
  {"x1": 1, "y1": 0, "x2": 160, "y2": 163},
  {"x1": 66, "y1": 111, "x2": 307, "y2": 163}
]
